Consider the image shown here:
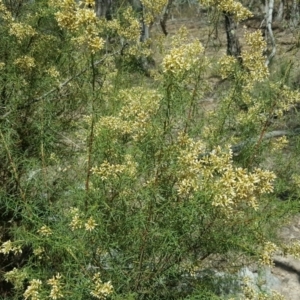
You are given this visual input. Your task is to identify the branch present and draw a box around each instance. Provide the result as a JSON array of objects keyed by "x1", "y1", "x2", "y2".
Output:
[
  {"x1": 17, "y1": 51, "x2": 120, "y2": 110},
  {"x1": 265, "y1": 0, "x2": 276, "y2": 66},
  {"x1": 0, "y1": 51, "x2": 120, "y2": 120},
  {"x1": 160, "y1": 0, "x2": 173, "y2": 36},
  {"x1": 198, "y1": 128, "x2": 300, "y2": 160}
]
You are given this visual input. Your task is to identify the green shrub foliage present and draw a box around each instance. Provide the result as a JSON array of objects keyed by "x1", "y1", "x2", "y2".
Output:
[{"x1": 1, "y1": 1, "x2": 300, "y2": 299}]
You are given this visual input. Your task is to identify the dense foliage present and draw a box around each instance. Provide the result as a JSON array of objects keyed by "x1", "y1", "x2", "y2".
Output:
[{"x1": 1, "y1": 0, "x2": 300, "y2": 299}]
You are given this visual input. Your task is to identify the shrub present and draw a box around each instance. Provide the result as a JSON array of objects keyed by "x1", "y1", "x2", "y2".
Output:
[{"x1": 1, "y1": 1, "x2": 300, "y2": 299}]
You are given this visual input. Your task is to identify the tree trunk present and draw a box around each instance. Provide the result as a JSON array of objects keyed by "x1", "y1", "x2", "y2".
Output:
[
  {"x1": 224, "y1": 12, "x2": 241, "y2": 59},
  {"x1": 160, "y1": 0, "x2": 173, "y2": 36},
  {"x1": 275, "y1": 0, "x2": 284, "y2": 22},
  {"x1": 290, "y1": 0, "x2": 300, "y2": 27},
  {"x1": 128, "y1": 0, "x2": 149, "y2": 42},
  {"x1": 265, "y1": 0, "x2": 276, "y2": 66},
  {"x1": 95, "y1": 0, "x2": 112, "y2": 19}
]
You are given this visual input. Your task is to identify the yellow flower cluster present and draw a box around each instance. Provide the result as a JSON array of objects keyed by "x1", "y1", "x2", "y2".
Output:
[
  {"x1": 242, "y1": 30, "x2": 269, "y2": 87},
  {"x1": 47, "y1": 273, "x2": 63, "y2": 300},
  {"x1": 119, "y1": 7, "x2": 141, "y2": 41},
  {"x1": 33, "y1": 247, "x2": 45, "y2": 259},
  {"x1": 176, "y1": 133, "x2": 276, "y2": 209},
  {"x1": 162, "y1": 28, "x2": 204, "y2": 75},
  {"x1": 235, "y1": 78, "x2": 300, "y2": 128},
  {"x1": 9, "y1": 22, "x2": 37, "y2": 41},
  {"x1": 85, "y1": 216, "x2": 98, "y2": 232},
  {"x1": 141, "y1": 0, "x2": 168, "y2": 15},
  {"x1": 104, "y1": 7, "x2": 141, "y2": 46},
  {"x1": 125, "y1": 42, "x2": 152, "y2": 58},
  {"x1": 217, "y1": 0, "x2": 253, "y2": 21},
  {"x1": 52, "y1": 0, "x2": 77, "y2": 30},
  {"x1": 143, "y1": 11, "x2": 155, "y2": 27},
  {"x1": 218, "y1": 55, "x2": 237, "y2": 79},
  {"x1": 37, "y1": 225, "x2": 53, "y2": 236},
  {"x1": 141, "y1": 0, "x2": 168, "y2": 25},
  {"x1": 176, "y1": 132, "x2": 206, "y2": 197},
  {"x1": 4, "y1": 268, "x2": 28, "y2": 290},
  {"x1": 219, "y1": 30, "x2": 271, "y2": 128},
  {"x1": 53, "y1": 0, "x2": 104, "y2": 53},
  {"x1": 47, "y1": 66, "x2": 60, "y2": 79},
  {"x1": 75, "y1": 8, "x2": 97, "y2": 26},
  {"x1": 259, "y1": 241, "x2": 278, "y2": 266},
  {"x1": 23, "y1": 279, "x2": 42, "y2": 300},
  {"x1": 282, "y1": 241, "x2": 300, "y2": 259},
  {"x1": 70, "y1": 214, "x2": 82, "y2": 230},
  {"x1": 55, "y1": 10, "x2": 76, "y2": 30},
  {"x1": 84, "y1": 0, "x2": 95, "y2": 7},
  {"x1": 0, "y1": 240, "x2": 22, "y2": 255},
  {"x1": 212, "y1": 166, "x2": 275, "y2": 210},
  {"x1": 201, "y1": 0, "x2": 252, "y2": 22},
  {"x1": 95, "y1": 87, "x2": 160, "y2": 141},
  {"x1": 240, "y1": 276, "x2": 256, "y2": 299},
  {"x1": 92, "y1": 154, "x2": 137, "y2": 181},
  {"x1": 236, "y1": 102, "x2": 265, "y2": 126},
  {"x1": 271, "y1": 83, "x2": 300, "y2": 117},
  {"x1": 240, "y1": 276, "x2": 285, "y2": 300},
  {"x1": 90, "y1": 273, "x2": 113, "y2": 299},
  {"x1": 0, "y1": 0, "x2": 13, "y2": 22},
  {"x1": 162, "y1": 41, "x2": 204, "y2": 74},
  {"x1": 270, "y1": 136, "x2": 289, "y2": 152},
  {"x1": 72, "y1": 31, "x2": 104, "y2": 54},
  {"x1": 68, "y1": 208, "x2": 98, "y2": 232},
  {"x1": 14, "y1": 56, "x2": 36, "y2": 71}
]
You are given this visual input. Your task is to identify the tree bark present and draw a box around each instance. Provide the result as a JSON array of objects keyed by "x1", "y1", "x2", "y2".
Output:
[
  {"x1": 275, "y1": 0, "x2": 284, "y2": 22},
  {"x1": 290, "y1": 0, "x2": 300, "y2": 27},
  {"x1": 160, "y1": 0, "x2": 174, "y2": 36},
  {"x1": 95, "y1": 0, "x2": 112, "y2": 19},
  {"x1": 265, "y1": 0, "x2": 276, "y2": 66},
  {"x1": 224, "y1": 12, "x2": 241, "y2": 59}
]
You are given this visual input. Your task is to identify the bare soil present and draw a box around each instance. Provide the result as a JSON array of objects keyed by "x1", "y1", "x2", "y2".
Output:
[{"x1": 271, "y1": 215, "x2": 300, "y2": 300}]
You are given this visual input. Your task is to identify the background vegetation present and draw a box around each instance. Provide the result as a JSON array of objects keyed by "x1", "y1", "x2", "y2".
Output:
[{"x1": 1, "y1": 0, "x2": 300, "y2": 299}]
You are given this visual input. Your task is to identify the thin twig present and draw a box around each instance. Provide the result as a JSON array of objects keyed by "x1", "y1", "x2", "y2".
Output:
[{"x1": 85, "y1": 53, "x2": 98, "y2": 212}]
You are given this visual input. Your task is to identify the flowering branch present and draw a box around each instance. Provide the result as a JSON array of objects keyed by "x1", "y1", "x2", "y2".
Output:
[{"x1": 198, "y1": 127, "x2": 300, "y2": 160}]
